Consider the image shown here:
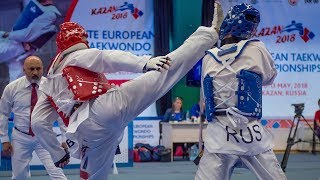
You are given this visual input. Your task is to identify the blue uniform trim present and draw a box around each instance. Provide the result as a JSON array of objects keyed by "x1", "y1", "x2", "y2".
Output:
[
  {"x1": 205, "y1": 50, "x2": 222, "y2": 64},
  {"x1": 217, "y1": 45, "x2": 238, "y2": 56},
  {"x1": 203, "y1": 75, "x2": 215, "y2": 122},
  {"x1": 206, "y1": 39, "x2": 259, "y2": 64},
  {"x1": 206, "y1": 39, "x2": 260, "y2": 65}
]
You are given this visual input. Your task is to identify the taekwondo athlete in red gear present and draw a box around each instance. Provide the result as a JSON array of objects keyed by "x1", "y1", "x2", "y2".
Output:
[
  {"x1": 0, "y1": 0, "x2": 60, "y2": 63},
  {"x1": 31, "y1": 2, "x2": 223, "y2": 179},
  {"x1": 195, "y1": 3, "x2": 287, "y2": 180},
  {"x1": 0, "y1": 56, "x2": 67, "y2": 180}
]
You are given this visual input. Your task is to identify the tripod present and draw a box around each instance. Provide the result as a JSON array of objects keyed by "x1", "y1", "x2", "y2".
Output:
[{"x1": 281, "y1": 113, "x2": 320, "y2": 172}]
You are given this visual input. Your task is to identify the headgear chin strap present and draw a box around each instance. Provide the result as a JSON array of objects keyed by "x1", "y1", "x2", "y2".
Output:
[
  {"x1": 219, "y1": 3, "x2": 260, "y2": 40},
  {"x1": 56, "y1": 22, "x2": 88, "y2": 52}
]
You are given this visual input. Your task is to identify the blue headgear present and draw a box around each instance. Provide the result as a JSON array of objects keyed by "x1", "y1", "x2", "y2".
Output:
[{"x1": 219, "y1": 3, "x2": 260, "y2": 40}]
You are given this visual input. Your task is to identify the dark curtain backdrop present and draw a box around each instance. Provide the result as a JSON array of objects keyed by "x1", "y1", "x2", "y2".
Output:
[
  {"x1": 202, "y1": 0, "x2": 215, "y2": 27},
  {"x1": 0, "y1": 63, "x2": 9, "y2": 96},
  {"x1": 154, "y1": 0, "x2": 173, "y2": 116},
  {"x1": 153, "y1": 0, "x2": 215, "y2": 116}
]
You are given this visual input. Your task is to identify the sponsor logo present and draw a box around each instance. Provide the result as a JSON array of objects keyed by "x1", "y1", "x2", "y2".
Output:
[
  {"x1": 91, "y1": 2, "x2": 143, "y2": 20},
  {"x1": 254, "y1": 20, "x2": 315, "y2": 43}
]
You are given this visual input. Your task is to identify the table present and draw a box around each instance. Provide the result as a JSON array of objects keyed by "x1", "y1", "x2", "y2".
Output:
[{"x1": 161, "y1": 122, "x2": 207, "y2": 161}]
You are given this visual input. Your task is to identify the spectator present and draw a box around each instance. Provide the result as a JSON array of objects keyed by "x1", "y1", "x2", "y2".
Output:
[
  {"x1": 190, "y1": 100, "x2": 206, "y2": 122},
  {"x1": 163, "y1": 97, "x2": 187, "y2": 122}
]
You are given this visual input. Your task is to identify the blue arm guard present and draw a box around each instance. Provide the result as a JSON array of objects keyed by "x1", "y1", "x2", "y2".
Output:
[{"x1": 203, "y1": 75, "x2": 215, "y2": 122}]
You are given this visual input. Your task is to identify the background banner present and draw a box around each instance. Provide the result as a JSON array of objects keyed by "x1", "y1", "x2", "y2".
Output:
[
  {"x1": 67, "y1": 0, "x2": 154, "y2": 79},
  {"x1": 133, "y1": 119, "x2": 160, "y2": 147},
  {"x1": 220, "y1": 0, "x2": 319, "y2": 119},
  {"x1": 66, "y1": 0, "x2": 157, "y2": 117}
]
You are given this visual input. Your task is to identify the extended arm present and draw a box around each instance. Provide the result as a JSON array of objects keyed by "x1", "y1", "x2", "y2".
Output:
[
  {"x1": 68, "y1": 48, "x2": 151, "y2": 74},
  {"x1": 0, "y1": 85, "x2": 13, "y2": 143},
  {"x1": 0, "y1": 85, "x2": 14, "y2": 156}
]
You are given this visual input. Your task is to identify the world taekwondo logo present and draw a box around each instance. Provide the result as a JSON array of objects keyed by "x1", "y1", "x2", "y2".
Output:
[
  {"x1": 254, "y1": 20, "x2": 315, "y2": 43},
  {"x1": 91, "y1": 2, "x2": 144, "y2": 20},
  {"x1": 117, "y1": 2, "x2": 144, "y2": 19},
  {"x1": 281, "y1": 21, "x2": 315, "y2": 42}
]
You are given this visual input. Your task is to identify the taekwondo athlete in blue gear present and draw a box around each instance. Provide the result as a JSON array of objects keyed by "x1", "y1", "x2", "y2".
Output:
[
  {"x1": 195, "y1": 3, "x2": 287, "y2": 180},
  {"x1": 0, "y1": 0, "x2": 60, "y2": 64}
]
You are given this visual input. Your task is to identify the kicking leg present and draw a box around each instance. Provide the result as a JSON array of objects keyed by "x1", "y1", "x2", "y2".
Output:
[
  {"x1": 122, "y1": 27, "x2": 218, "y2": 122},
  {"x1": 85, "y1": 28, "x2": 218, "y2": 177},
  {"x1": 92, "y1": 27, "x2": 218, "y2": 127}
]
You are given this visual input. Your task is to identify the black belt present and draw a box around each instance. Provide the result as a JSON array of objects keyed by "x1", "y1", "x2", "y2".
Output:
[
  {"x1": 214, "y1": 111, "x2": 227, "y2": 116},
  {"x1": 70, "y1": 102, "x2": 83, "y2": 117},
  {"x1": 14, "y1": 127, "x2": 32, "y2": 136}
]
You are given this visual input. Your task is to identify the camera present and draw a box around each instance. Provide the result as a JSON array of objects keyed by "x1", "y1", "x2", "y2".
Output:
[{"x1": 291, "y1": 103, "x2": 304, "y2": 116}]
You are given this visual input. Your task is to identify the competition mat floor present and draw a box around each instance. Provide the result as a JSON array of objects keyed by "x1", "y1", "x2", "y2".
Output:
[{"x1": 1, "y1": 153, "x2": 319, "y2": 180}]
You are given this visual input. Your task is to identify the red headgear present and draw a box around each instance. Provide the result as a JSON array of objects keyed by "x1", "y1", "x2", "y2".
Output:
[{"x1": 56, "y1": 22, "x2": 88, "y2": 52}]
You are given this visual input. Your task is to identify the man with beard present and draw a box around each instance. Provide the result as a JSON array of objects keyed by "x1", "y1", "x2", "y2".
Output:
[{"x1": 0, "y1": 56, "x2": 67, "y2": 179}]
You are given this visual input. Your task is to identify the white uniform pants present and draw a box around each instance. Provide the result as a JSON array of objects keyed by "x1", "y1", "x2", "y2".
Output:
[
  {"x1": 195, "y1": 148, "x2": 287, "y2": 180},
  {"x1": 76, "y1": 27, "x2": 217, "y2": 179},
  {"x1": 11, "y1": 128, "x2": 67, "y2": 180}
]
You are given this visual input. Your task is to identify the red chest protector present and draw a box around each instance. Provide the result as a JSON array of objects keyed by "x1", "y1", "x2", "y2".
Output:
[
  {"x1": 62, "y1": 66, "x2": 112, "y2": 101},
  {"x1": 48, "y1": 66, "x2": 111, "y2": 126}
]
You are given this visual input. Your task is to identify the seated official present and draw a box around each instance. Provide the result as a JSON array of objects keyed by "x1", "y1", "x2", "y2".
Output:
[
  {"x1": 162, "y1": 97, "x2": 187, "y2": 122},
  {"x1": 190, "y1": 100, "x2": 206, "y2": 122}
]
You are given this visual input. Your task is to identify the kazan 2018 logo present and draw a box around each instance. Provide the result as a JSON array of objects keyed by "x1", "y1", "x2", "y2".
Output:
[
  {"x1": 254, "y1": 20, "x2": 315, "y2": 43},
  {"x1": 91, "y1": 2, "x2": 144, "y2": 20},
  {"x1": 281, "y1": 21, "x2": 315, "y2": 42}
]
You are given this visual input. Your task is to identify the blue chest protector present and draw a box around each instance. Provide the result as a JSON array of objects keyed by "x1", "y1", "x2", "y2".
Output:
[
  {"x1": 203, "y1": 39, "x2": 263, "y2": 122},
  {"x1": 13, "y1": 0, "x2": 44, "y2": 31}
]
